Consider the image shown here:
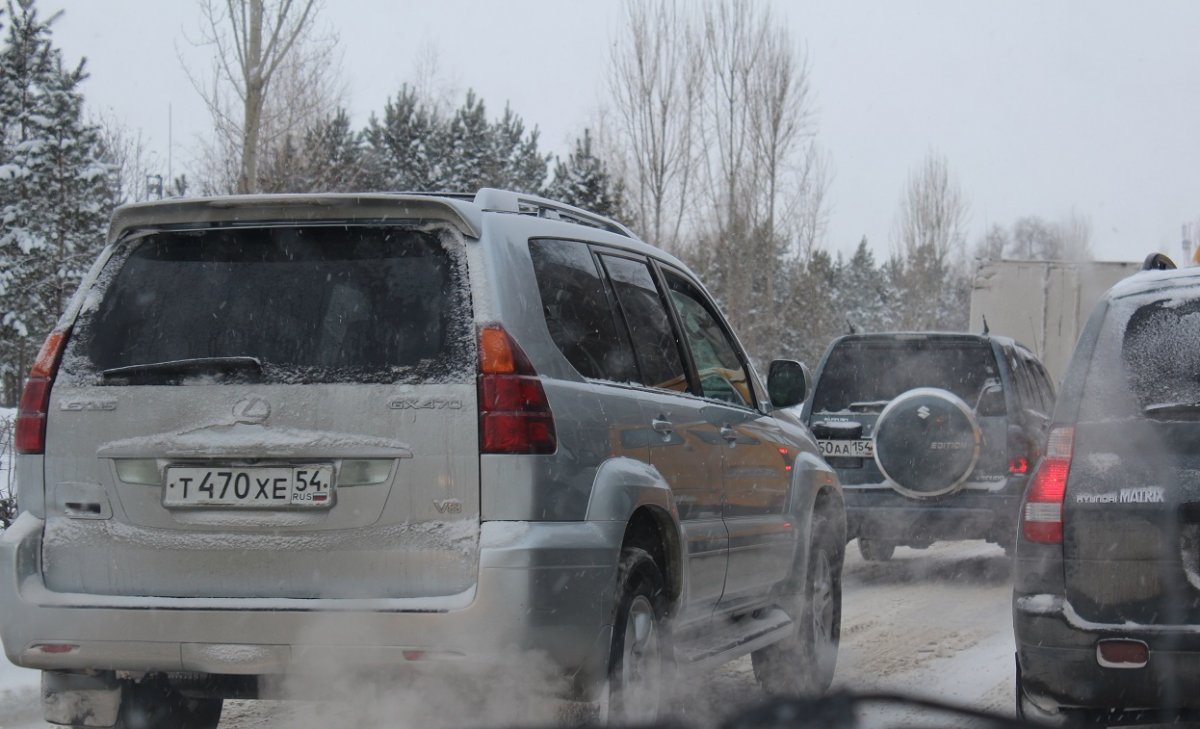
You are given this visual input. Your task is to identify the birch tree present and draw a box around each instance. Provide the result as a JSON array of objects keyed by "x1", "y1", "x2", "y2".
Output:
[
  {"x1": 606, "y1": 0, "x2": 702, "y2": 251},
  {"x1": 189, "y1": 0, "x2": 336, "y2": 193}
]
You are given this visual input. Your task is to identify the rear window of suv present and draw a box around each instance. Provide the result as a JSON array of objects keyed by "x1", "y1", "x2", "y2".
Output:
[
  {"x1": 1080, "y1": 290, "x2": 1200, "y2": 420},
  {"x1": 812, "y1": 338, "x2": 998, "y2": 413},
  {"x1": 61, "y1": 225, "x2": 472, "y2": 385}
]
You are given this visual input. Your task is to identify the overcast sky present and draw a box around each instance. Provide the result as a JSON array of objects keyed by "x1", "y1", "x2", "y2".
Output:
[{"x1": 39, "y1": 0, "x2": 1200, "y2": 263}]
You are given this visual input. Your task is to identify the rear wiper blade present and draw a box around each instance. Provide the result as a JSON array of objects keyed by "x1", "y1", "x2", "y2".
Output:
[
  {"x1": 1144, "y1": 402, "x2": 1200, "y2": 417},
  {"x1": 847, "y1": 400, "x2": 889, "y2": 412},
  {"x1": 102, "y1": 356, "x2": 263, "y2": 380}
]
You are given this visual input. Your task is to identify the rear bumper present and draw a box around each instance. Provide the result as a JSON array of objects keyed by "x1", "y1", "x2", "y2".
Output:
[
  {"x1": 844, "y1": 485, "x2": 1022, "y2": 543},
  {"x1": 1014, "y1": 592, "x2": 1200, "y2": 712},
  {"x1": 0, "y1": 513, "x2": 621, "y2": 689}
]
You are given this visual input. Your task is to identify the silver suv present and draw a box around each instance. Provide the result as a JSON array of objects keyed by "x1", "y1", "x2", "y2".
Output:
[{"x1": 1, "y1": 189, "x2": 844, "y2": 727}]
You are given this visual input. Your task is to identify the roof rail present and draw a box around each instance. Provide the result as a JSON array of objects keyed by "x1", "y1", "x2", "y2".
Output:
[{"x1": 473, "y1": 188, "x2": 637, "y2": 239}]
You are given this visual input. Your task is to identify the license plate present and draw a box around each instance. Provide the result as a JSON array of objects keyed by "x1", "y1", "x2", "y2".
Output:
[
  {"x1": 163, "y1": 465, "x2": 335, "y2": 508},
  {"x1": 818, "y1": 439, "x2": 874, "y2": 459}
]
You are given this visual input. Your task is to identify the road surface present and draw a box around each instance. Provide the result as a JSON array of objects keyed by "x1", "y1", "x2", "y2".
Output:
[{"x1": 1, "y1": 540, "x2": 1016, "y2": 728}]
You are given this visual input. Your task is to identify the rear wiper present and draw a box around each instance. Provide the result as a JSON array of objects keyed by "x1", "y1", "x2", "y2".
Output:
[
  {"x1": 102, "y1": 356, "x2": 263, "y2": 381},
  {"x1": 1143, "y1": 402, "x2": 1200, "y2": 417},
  {"x1": 847, "y1": 400, "x2": 889, "y2": 413}
]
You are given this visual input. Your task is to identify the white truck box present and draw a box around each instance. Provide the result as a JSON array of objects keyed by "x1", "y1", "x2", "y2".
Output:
[{"x1": 969, "y1": 259, "x2": 1140, "y2": 385}]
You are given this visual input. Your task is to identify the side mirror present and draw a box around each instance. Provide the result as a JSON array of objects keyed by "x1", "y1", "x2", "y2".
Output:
[{"x1": 768, "y1": 359, "x2": 810, "y2": 409}]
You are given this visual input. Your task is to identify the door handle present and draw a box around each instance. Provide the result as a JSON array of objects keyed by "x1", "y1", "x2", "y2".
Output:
[
  {"x1": 720, "y1": 425, "x2": 738, "y2": 444},
  {"x1": 651, "y1": 418, "x2": 674, "y2": 437}
]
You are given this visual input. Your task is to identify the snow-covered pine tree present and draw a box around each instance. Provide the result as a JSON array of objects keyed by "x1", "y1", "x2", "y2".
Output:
[
  {"x1": 362, "y1": 84, "x2": 443, "y2": 192},
  {"x1": 490, "y1": 103, "x2": 547, "y2": 195},
  {"x1": 0, "y1": 0, "x2": 111, "y2": 404},
  {"x1": 548, "y1": 128, "x2": 627, "y2": 220},
  {"x1": 298, "y1": 108, "x2": 364, "y2": 192},
  {"x1": 837, "y1": 237, "x2": 893, "y2": 335},
  {"x1": 443, "y1": 90, "x2": 490, "y2": 192}
]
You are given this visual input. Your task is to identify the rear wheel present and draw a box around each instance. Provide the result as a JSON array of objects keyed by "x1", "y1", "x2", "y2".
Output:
[
  {"x1": 752, "y1": 518, "x2": 842, "y2": 696},
  {"x1": 603, "y1": 547, "x2": 668, "y2": 723},
  {"x1": 858, "y1": 537, "x2": 896, "y2": 562}
]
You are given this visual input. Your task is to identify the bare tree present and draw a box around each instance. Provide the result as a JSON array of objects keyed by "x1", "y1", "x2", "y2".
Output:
[
  {"x1": 891, "y1": 150, "x2": 971, "y2": 330},
  {"x1": 893, "y1": 149, "x2": 969, "y2": 267},
  {"x1": 95, "y1": 113, "x2": 160, "y2": 204},
  {"x1": 606, "y1": 0, "x2": 702, "y2": 251},
  {"x1": 1057, "y1": 209, "x2": 1094, "y2": 260},
  {"x1": 187, "y1": 0, "x2": 337, "y2": 193},
  {"x1": 605, "y1": 0, "x2": 829, "y2": 360}
]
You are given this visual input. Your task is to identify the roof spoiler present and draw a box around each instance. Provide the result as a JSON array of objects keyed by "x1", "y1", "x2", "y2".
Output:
[{"x1": 108, "y1": 194, "x2": 481, "y2": 242}]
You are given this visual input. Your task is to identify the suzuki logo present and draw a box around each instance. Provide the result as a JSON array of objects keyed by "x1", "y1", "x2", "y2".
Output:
[
  {"x1": 232, "y1": 396, "x2": 271, "y2": 424},
  {"x1": 917, "y1": 406, "x2": 931, "y2": 420}
]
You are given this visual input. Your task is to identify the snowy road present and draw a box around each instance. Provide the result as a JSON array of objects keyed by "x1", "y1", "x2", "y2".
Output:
[{"x1": 2, "y1": 540, "x2": 1016, "y2": 728}]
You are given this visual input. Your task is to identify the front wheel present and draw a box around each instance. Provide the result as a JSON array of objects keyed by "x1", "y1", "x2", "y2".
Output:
[
  {"x1": 752, "y1": 518, "x2": 843, "y2": 696},
  {"x1": 603, "y1": 547, "x2": 669, "y2": 723}
]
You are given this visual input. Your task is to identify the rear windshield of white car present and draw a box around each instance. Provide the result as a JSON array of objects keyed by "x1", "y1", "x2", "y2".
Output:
[
  {"x1": 812, "y1": 339, "x2": 998, "y2": 413},
  {"x1": 60, "y1": 225, "x2": 472, "y2": 385}
]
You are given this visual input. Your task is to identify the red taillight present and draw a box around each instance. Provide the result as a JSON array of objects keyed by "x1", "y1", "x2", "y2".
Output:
[
  {"x1": 478, "y1": 325, "x2": 556, "y2": 455},
  {"x1": 15, "y1": 329, "x2": 69, "y2": 455},
  {"x1": 33, "y1": 643, "x2": 79, "y2": 654},
  {"x1": 1021, "y1": 426, "x2": 1074, "y2": 544}
]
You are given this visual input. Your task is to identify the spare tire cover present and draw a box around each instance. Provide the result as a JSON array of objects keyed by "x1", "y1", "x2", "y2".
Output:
[{"x1": 873, "y1": 387, "x2": 981, "y2": 499}]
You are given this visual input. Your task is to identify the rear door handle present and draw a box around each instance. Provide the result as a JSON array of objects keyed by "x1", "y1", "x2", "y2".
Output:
[
  {"x1": 651, "y1": 418, "x2": 674, "y2": 437},
  {"x1": 720, "y1": 425, "x2": 738, "y2": 443}
]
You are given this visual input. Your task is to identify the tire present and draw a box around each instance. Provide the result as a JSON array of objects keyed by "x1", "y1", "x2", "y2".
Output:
[
  {"x1": 114, "y1": 679, "x2": 222, "y2": 729},
  {"x1": 873, "y1": 387, "x2": 982, "y2": 499},
  {"x1": 752, "y1": 518, "x2": 843, "y2": 696},
  {"x1": 858, "y1": 537, "x2": 896, "y2": 562},
  {"x1": 603, "y1": 547, "x2": 668, "y2": 723}
]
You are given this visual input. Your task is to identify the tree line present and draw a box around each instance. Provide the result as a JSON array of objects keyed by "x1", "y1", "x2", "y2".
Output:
[{"x1": 0, "y1": 0, "x2": 1097, "y2": 404}]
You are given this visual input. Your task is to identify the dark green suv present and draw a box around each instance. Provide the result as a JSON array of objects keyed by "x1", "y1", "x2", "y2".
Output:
[{"x1": 803, "y1": 332, "x2": 1055, "y2": 560}]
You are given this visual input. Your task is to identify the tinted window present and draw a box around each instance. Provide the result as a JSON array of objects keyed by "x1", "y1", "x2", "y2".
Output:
[
  {"x1": 600, "y1": 255, "x2": 688, "y2": 392},
  {"x1": 62, "y1": 226, "x2": 470, "y2": 385},
  {"x1": 812, "y1": 339, "x2": 999, "y2": 413},
  {"x1": 664, "y1": 271, "x2": 752, "y2": 407},
  {"x1": 528, "y1": 239, "x2": 637, "y2": 382}
]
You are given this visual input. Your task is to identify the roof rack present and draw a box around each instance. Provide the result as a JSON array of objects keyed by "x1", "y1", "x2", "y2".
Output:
[{"x1": 472, "y1": 188, "x2": 637, "y2": 239}]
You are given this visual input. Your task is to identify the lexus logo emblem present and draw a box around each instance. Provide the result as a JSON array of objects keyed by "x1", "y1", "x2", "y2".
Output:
[
  {"x1": 233, "y1": 396, "x2": 271, "y2": 424},
  {"x1": 917, "y1": 406, "x2": 931, "y2": 420}
]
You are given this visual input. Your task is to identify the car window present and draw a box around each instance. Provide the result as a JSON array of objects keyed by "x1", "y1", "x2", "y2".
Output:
[
  {"x1": 812, "y1": 339, "x2": 999, "y2": 413},
  {"x1": 61, "y1": 225, "x2": 471, "y2": 386},
  {"x1": 1009, "y1": 351, "x2": 1040, "y2": 413},
  {"x1": 598, "y1": 254, "x2": 689, "y2": 393},
  {"x1": 662, "y1": 269, "x2": 753, "y2": 408},
  {"x1": 527, "y1": 238, "x2": 638, "y2": 383},
  {"x1": 1032, "y1": 360, "x2": 1056, "y2": 407},
  {"x1": 1119, "y1": 296, "x2": 1200, "y2": 415}
]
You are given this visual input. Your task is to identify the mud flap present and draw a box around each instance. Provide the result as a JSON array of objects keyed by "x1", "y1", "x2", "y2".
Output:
[{"x1": 42, "y1": 670, "x2": 121, "y2": 728}]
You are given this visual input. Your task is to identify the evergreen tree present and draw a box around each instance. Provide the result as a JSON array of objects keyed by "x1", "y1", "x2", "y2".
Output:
[
  {"x1": 836, "y1": 237, "x2": 893, "y2": 334},
  {"x1": 443, "y1": 90, "x2": 490, "y2": 191},
  {"x1": 0, "y1": 0, "x2": 111, "y2": 403},
  {"x1": 548, "y1": 128, "x2": 628, "y2": 220},
  {"x1": 363, "y1": 84, "x2": 443, "y2": 191},
  {"x1": 490, "y1": 103, "x2": 547, "y2": 194},
  {"x1": 259, "y1": 108, "x2": 365, "y2": 193},
  {"x1": 299, "y1": 109, "x2": 364, "y2": 192}
]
